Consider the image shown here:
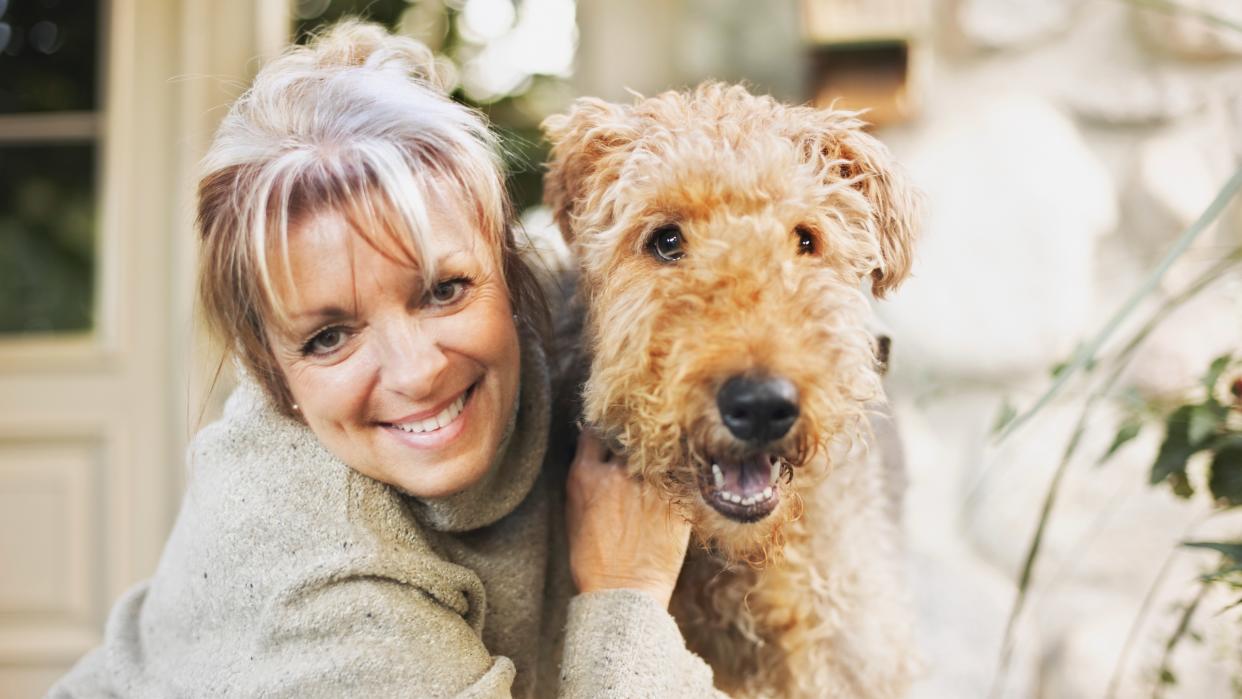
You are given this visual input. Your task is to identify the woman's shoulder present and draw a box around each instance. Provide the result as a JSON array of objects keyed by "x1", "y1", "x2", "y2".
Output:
[
  {"x1": 177, "y1": 378, "x2": 448, "y2": 568},
  {"x1": 152, "y1": 379, "x2": 477, "y2": 624},
  {"x1": 50, "y1": 380, "x2": 492, "y2": 697},
  {"x1": 187, "y1": 378, "x2": 327, "y2": 490}
]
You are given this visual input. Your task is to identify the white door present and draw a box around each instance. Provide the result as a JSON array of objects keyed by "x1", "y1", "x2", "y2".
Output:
[{"x1": 0, "y1": 2, "x2": 285, "y2": 696}]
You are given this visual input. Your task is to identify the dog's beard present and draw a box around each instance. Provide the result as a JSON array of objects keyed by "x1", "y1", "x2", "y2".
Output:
[
  {"x1": 599, "y1": 388, "x2": 871, "y2": 565},
  {"x1": 583, "y1": 300, "x2": 881, "y2": 563}
]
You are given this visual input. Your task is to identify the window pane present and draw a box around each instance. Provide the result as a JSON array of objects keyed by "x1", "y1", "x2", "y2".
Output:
[
  {"x1": 0, "y1": 0, "x2": 100, "y2": 113},
  {"x1": 0, "y1": 144, "x2": 95, "y2": 333}
]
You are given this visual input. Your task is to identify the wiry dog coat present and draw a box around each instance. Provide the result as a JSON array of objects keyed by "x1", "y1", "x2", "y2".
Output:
[{"x1": 543, "y1": 82, "x2": 921, "y2": 698}]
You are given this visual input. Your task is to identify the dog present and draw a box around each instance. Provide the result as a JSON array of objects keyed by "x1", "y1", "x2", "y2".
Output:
[{"x1": 542, "y1": 82, "x2": 920, "y2": 698}]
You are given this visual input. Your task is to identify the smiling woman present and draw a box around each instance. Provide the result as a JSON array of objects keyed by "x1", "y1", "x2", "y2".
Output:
[
  {"x1": 46, "y1": 19, "x2": 725, "y2": 699},
  {"x1": 267, "y1": 202, "x2": 522, "y2": 500}
]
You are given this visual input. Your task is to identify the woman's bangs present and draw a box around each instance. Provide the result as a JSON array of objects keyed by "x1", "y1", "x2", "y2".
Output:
[{"x1": 340, "y1": 175, "x2": 430, "y2": 279}]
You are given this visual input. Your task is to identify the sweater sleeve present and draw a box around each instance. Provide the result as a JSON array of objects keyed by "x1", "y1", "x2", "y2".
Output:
[
  {"x1": 558, "y1": 589, "x2": 728, "y2": 699},
  {"x1": 243, "y1": 574, "x2": 516, "y2": 699}
]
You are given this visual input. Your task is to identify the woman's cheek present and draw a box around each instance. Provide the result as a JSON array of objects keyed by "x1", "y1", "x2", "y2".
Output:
[{"x1": 289, "y1": 346, "x2": 378, "y2": 430}]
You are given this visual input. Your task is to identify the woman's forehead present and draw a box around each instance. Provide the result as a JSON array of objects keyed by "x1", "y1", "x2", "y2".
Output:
[
  {"x1": 286, "y1": 197, "x2": 489, "y2": 270},
  {"x1": 266, "y1": 201, "x2": 495, "y2": 324}
]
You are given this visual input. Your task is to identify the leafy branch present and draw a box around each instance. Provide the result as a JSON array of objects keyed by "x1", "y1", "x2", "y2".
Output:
[{"x1": 989, "y1": 186, "x2": 1242, "y2": 694}]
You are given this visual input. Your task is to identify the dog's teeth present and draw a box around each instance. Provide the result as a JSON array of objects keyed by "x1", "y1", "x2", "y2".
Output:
[
  {"x1": 770, "y1": 460, "x2": 780, "y2": 484},
  {"x1": 763, "y1": 486, "x2": 773, "y2": 499},
  {"x1": 712, "y1": 464, "x2": 724, "y2": 489},
  {"x1": 730, "y1": 493, "x2": 742, "y2": 504}
]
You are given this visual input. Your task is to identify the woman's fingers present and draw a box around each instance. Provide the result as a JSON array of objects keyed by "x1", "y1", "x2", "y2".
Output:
[
  {"x1": 573, "y1": 430, "x2": 606, "y2": 465},
  {"x1": 566, "y1": 432, "x2": 691, "y2": 608}
]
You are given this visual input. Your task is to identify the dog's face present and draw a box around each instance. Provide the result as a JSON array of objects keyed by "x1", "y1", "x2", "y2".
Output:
[{"x1": 543, "y1": 84, "x2": 918, "y2": 561}]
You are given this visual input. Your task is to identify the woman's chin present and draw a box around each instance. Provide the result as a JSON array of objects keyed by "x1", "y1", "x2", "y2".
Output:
[
  {"x1": 376, "y1": 392, "x2": 502, "y2": 499},
  {"x1": 392, "y1": 454, "x2": 495, "y2": 499}
]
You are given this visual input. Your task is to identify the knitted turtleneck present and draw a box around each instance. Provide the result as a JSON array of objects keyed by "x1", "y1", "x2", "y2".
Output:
[{"x1": 49, "y1": 329, "x2": 724, "y2": 698}]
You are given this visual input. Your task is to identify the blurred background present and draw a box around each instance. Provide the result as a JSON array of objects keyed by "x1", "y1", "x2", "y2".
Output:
[{"x1": 2, "y1": 0, "x2": 1241, "y2": 696}]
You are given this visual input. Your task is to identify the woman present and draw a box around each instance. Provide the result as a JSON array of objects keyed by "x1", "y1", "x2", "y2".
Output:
[{"x1": 50, "y1": 21, "x2": 725, "y2": 698}]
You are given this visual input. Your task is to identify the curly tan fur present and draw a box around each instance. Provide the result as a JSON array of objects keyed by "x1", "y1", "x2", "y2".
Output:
[{"x1": 543, "y1": 83, "x2": 920, "y2": 698}]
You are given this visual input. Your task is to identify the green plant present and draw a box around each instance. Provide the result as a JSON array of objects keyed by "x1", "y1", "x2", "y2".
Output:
[
  {"x1": 1134, "y1": 355, "x2": 1242, "y2": 506},
  {"x1": 986, "y1": 133, "x2": 1242, "y2": 699},
  {"x1": 1095, "y1": 354, "x2": 1242, "y2": 697}
]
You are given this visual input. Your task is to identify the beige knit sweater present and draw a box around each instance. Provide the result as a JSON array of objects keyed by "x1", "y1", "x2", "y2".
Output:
[{"x1": 49, "y1": 337, "x2": 723, "y2": 698}]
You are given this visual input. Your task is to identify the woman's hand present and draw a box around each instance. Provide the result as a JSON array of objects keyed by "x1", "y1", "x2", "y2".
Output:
[{"x1": 565, "y1": 432, "x2": 691, "y2": 608}]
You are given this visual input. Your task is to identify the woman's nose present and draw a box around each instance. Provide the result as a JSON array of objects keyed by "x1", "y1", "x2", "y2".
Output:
[{"x1": 375, "y1": 318, "x2": 449, "y2": 399}]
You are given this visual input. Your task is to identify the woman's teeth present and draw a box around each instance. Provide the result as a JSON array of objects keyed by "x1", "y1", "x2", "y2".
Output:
[{"x1": 393, "y1": 392, "x2": 467, "y2": 434}]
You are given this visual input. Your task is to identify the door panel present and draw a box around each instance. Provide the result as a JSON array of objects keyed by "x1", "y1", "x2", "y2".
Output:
[{"x1": 0, "y1": 2, "x2": 286, "y2": 696}]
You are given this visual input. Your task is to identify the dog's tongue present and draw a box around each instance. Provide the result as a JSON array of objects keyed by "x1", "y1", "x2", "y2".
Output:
[{"x1": 719, "y1": 453, "x2": 775, "y2": 496}]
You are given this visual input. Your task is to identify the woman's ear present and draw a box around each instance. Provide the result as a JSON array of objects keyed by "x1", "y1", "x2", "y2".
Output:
[
  {"x1": 790, "y1": 110, "x2": 921, "y2": 298},
  {"x1": 541, "y1": 98, "x2": 636, "y2": 245}
]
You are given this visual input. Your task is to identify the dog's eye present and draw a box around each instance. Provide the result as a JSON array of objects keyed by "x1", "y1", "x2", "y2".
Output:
[
  {"x1": 795, "y1": 226, "x2": 817, "y2": 255},
  {"x1": 648, "y1": 225, "x2": 686, "y2": 263}
]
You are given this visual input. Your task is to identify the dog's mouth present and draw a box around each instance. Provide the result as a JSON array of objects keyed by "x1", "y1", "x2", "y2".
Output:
[{"x1": 697, "y1": 452, "x2": 789, "y2": 523}]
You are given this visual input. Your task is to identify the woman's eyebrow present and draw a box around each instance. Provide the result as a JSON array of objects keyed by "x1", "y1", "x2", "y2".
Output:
[{"x1": 291, "y1": 306, "x2": 356, "y2": 324}]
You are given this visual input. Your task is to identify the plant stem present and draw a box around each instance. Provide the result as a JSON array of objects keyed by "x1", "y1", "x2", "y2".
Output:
[
  {"x1": 988, "y1": 252, "x2": 1242, "y2": 695},
  {"x1": 968, "y1": 248, "x2": 1242, "y2": 507},
  {"x1": 998, "y1": 165, "x2": 1242, "y2": 442},
  {"x1": 1151, "y1": 583, "x2": 1208, "y2": 699},
  {"x1": 1105, "y1": 514, "x2": 1209, "y2": 699},
  {"x1": 990, "y1": 401, "x2": 1090, "y2": 698}
]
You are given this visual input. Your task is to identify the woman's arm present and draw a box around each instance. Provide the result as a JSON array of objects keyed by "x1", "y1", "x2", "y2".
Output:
[
  {"x1": 244, "y1": 573, "x2": 516, "y2": 698},
  {"x1": 46, "y1": 571, "x2": 517, "y2": 699},
  {"x1": 560, "y1": 434, "x2": 729, "y2": 698}
]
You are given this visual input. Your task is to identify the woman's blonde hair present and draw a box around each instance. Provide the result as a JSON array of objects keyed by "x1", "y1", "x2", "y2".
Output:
[{"x1": 197, "y1": 20, "x2": 547, "y2": 416}]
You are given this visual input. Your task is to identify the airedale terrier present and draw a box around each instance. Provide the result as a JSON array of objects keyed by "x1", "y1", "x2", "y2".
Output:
[{"x1": 543, "y1": 82, "x2": 920, "y2": 698}]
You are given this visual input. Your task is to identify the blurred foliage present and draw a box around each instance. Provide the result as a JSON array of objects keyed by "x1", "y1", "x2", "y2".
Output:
[
  {"x1": 1120, "y1": 354, "x2": 1242, "y2": 506},
  {"x1": 0, "y1": 144, "x2": 96, "y2": 333},
  {"x1": 0, "y1": 0, "x2": 100, "y2": 113},
  {"x1": 0, "y1": 1, "x2": 101, "y2": 334},
  {"x1": 293, "y1": 0, "x2": 576, "y2": 214},
  {"x1": 1102, "y1": 354, "x2": 1242, "y2": 696},
  {"x1": 991, "y1": 162, "x2": 1242, "y2": 696}
]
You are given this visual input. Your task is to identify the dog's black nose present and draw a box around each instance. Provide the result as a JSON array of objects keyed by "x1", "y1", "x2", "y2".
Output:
[{"x1": 716, "y1": 375, "x2": 800, "y2": 443}]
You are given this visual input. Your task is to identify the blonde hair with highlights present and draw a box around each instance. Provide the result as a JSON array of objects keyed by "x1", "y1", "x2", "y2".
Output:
[{"x1": 197, "y1": 20, "x2": 546, "y2": 416}]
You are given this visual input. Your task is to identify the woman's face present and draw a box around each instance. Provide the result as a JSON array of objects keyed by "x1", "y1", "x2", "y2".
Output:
[{"x1": 266, "y1": 202, "x2": 521, "y2": 499}]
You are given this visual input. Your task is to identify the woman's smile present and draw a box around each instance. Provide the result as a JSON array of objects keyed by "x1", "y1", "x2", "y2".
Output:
[{"x1": 381, "y1": 381, "x2": 478, "y2": 449}]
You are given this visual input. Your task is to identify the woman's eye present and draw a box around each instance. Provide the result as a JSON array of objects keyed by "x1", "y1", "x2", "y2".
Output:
[
  {"x1": 429, "y1": 277, "x2": 469, "y2": 306},
  {"x1": 304, "y1": 327, "x2": 348, "y2": 356},
  {"x1": 795, "y1": 226, "x2": 817, "y2": 255},
  {"x1": 647, "y1": 225, "x2": 685, "y2": 263}
]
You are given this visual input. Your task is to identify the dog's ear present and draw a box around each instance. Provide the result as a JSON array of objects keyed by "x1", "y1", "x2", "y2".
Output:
[
  {"x1": 541, "y1": 98, "x2": 636, "y2": 244},
  {"x1": 792, "y1": 111, "x2": 920, "y2": 298}
]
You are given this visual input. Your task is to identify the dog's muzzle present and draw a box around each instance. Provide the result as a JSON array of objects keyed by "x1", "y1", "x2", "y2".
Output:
[{"x1": 697, "y1": 374, "x2": 800, "y2": 523}]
